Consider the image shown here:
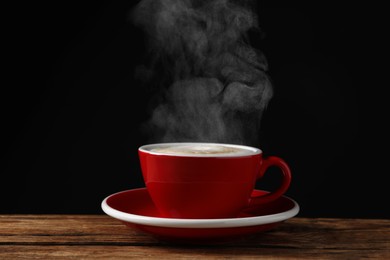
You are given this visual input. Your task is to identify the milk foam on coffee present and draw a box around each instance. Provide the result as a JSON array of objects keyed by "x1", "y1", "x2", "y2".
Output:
[{"x1": 150, "y1": 144, "x2": 255, "y2": 156}]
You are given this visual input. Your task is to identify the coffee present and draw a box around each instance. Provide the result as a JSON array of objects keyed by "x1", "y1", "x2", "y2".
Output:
[{"x1": 150, "y1": 144, "x2": 253, "y2": 156}]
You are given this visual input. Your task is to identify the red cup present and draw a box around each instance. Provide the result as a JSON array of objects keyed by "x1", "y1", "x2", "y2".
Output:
[{"x1": 138, "y1": 143, "x2": 291, "y2": 219}]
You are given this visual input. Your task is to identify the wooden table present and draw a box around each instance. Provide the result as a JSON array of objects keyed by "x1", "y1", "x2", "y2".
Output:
[{"x1": 0, "y1": 215, "x2": 389, "y2": 259}]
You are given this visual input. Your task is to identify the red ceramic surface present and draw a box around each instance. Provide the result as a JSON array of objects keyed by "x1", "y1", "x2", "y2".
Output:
[
  {"x1": 102, "y1": 188, "x2": 299, "y2": 244},
  {"x1": 138, "y1": 143, "x2": 291, "y2": 219}
]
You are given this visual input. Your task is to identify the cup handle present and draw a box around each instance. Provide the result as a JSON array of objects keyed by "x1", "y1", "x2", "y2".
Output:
[{"x1": 248, "y1": 156, "x2": 292, "y2": 207}]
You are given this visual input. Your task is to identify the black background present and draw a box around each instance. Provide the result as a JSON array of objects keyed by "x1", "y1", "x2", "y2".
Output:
[{"x1": 2, "y1": 2, "x2": 386, "y2": 218}]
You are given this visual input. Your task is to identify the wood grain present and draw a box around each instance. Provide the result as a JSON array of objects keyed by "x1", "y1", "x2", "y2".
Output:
[{"x1": 0, "y1": 215, "x2": 389, "y2": 259}]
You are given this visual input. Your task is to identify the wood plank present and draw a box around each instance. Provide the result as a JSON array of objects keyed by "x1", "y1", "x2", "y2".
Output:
[
  {"x1": 0, "y1": 215, "x2": 389, "y2": 259},
  {"x1": 0, "y1": 215, "x2": 389, "y2": 250},
  {"x1": 0, "y1": 215, "x2": 156, "y2": 245},
  {"x1": 0, "y1": 245, "x2": 388, "y2": 259}
]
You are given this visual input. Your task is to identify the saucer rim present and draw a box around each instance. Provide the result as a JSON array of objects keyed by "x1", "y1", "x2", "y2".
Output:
[{"x1": 101, "y1": 188, "x2": 300, "y2": 229}]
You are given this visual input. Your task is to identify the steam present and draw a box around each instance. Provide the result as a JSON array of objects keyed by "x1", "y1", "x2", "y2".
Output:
[{"x1": 132, "y1": 0, "x2": 273, "y2": 145}]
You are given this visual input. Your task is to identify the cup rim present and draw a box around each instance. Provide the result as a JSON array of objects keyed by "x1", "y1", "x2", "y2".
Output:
[{"x1": 138, "y1": 142, "x2": 262, "y2": 158}]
